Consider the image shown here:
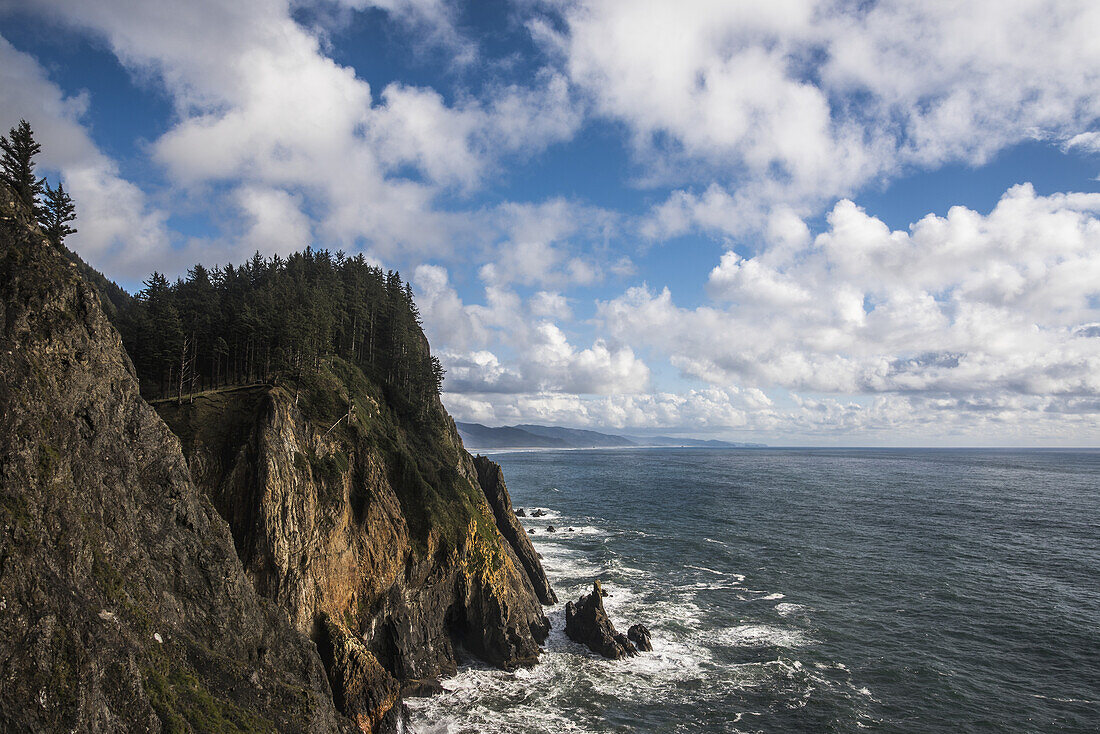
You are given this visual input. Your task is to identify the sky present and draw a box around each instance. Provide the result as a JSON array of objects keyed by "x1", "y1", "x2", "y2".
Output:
[{"x1": 2, "y1": 0, "x2": 1100, "y2": 446}]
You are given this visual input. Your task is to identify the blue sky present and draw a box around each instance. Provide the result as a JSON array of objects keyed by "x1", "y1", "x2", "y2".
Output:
[{"x1": 3, "y1": 0, "x2": 1100, "y2": 445}]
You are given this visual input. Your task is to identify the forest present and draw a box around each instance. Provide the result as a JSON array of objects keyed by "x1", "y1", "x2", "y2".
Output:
[
  {"x1": 119, "y1": 252, "x2": 445, "y2": 412},
  {"x1": 2, "y1": 119, "x2": 444, "y2": 415}
]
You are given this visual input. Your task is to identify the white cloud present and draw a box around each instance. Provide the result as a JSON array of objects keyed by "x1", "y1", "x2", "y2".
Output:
[
  {"x1": 0, "y1": 37, "x2": 172, "y2": 278},
  {"x1": 600, "y1": 185, "x2": 1100, "y2": 415},
  {"x1": 442, "y1": 386, "x2": 769, "y2": 432},
  {"x1": 529, "y1": 291, "x2": 571, "y2": 320},
  {"x1": 1064, "y1": 131, "x2": 1100, "y2": 154},
  {"x1": 235, "y1": 186, "x2": 313, "y2": 255},
  {"x1": 414, "y1": 262, "x2": 649, "y2": 395},
  {"x1": 477, "y1": 198, "x2": 618, "y2": 288},
  {"x1": 557, "y1": 0, "x2": 1100, "y2": 230},
  {"x1": 9, "y1": 0, "x2": 582, "y2": 264}
]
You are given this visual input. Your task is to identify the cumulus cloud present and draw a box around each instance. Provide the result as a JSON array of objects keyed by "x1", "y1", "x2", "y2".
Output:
[
  {"x1": 553, "y1": 0, "x2": 1100, "y2": 230},
  {"x1": 442, "y1": 386, "x2": 770, "y2": 432},
  {"x1": 0, "y1": 37, "x2": 172, "y2": 278},
  {"x1": 10, "y1": 0, "x2": 582, "y2": 264},
  {"x1": 477, "y1": 198, "x2": 617, "y2": 288},
  {"x1": 600, "y1": 185, "x2": 1100, "y2": 417},
  {"x1": 414, "y1": 263, "x2": 649, "y2": 396}
]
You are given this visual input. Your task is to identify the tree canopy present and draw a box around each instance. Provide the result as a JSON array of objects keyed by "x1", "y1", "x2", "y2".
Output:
[
  {"x1": 1, "y1": 119, "x2": 79, "y2": 246},
  {"x1": 1, "y1": 119, "x2": 46, "y2": 219},
  {"x1": 118, "y1": 249, "x2": 445, "y2": 416},
  {"x1": 42, "y1": 180, "x2": 77, "y2": 247}
]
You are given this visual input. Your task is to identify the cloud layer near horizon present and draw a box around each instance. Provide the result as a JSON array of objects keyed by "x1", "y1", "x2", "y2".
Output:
[{"x1": 3, "y1": 0, "x2": 1100, "y2": 442}]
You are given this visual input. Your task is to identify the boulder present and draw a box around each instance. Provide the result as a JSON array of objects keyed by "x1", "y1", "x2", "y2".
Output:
[
  {"x1": 564, "y1": 581, "x2": 637, "y2": 659},
  {"x1": 547, "y1": 525, "x2": 556, "y2": 533},
  {"x1": 628, "y1": 624, "x2": 653, "y2": 652},
  {"x1": 531, "y1": 509, "x2": 546, "y2": 518},
  {"x1": 515, "y1": 508, "x2": 526, "y2": 517}
]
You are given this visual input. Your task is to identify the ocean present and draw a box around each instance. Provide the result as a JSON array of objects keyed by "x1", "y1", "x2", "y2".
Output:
[{"x1": 405, "y1": 448, "x2": 1100, "y2": 733}]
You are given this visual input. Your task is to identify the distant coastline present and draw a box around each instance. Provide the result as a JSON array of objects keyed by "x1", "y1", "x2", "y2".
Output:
[{"x1": 457, "y1": 421, "x2": 767, "y2": 451}]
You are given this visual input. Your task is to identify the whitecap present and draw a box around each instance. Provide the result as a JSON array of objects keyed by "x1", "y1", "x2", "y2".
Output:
[
  {"x1": 759, "y1": 592, "x2": 785, "y2": 601},
  {"x1": 715, "y1": 624, "x2": 811, "y2": 648},
  {"x1": 549, "y1": 525, "x2": 601, "y2": 536},
  {"x1": 520, "y1": 508, "x2": 561, "y2": 521},
  {"x1": 775, "y1": 603, "x2": 806, "y2": 617},
  {"x1": 684, "y1": 564, "x2": 725, "y2": 575}
]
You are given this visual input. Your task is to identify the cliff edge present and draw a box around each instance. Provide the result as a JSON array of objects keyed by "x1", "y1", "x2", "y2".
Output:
[
  {"x1": 0, "y1": 188, "x2": 351, "y2": 730},
  {"x1": 0, "y1": 179, "x2": 555, "y2": 732}
]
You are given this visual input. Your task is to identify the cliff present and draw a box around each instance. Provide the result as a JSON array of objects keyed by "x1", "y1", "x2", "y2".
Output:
[
  {"x1": 153, "y1": 360, "x2": 553, "y2": 727},
  {"x1": 0, "y1": 182, "x2": 555, "y2": 733},
  {"x1": 0, "y1": 187, "x2": 351, "y2": 731}
]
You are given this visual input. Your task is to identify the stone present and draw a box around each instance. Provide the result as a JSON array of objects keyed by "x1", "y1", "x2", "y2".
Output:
[
  {"x1": 627, "y1": 624, "x2": 653, "y2": 652},
  {"x1": 0, "y1": 182, "x2": 556, "y2": 733},
  {"x1": 564, "y1": 581, "x2": 637, "y2": 659},
  {"x1": 318, "y1": 614, "x2": 400, "y2": 733},
  {"x1": 473, "y1": 457, "x2": 557, "y2": 605}
]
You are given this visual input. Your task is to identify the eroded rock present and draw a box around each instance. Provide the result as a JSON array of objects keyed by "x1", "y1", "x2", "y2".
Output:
[
  {"x1": 0, "y1": 184, "x2": 349, "y2": 732},
  {"x1": 564, "y1": 581, "x2": 637, "y2": 659},
  {"x1": 318, "y1": 614, "x2": 400, "y2": 733},
  {"x1": 628, "y1": 624, "x2": 653, "y2": 652}
]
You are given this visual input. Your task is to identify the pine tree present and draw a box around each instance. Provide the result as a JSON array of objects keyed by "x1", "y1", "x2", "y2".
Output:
[
  {"x1": 41, "y1": 180, "x2": 77, "y2": 247},
  {"x1": 0, "y1": 120, "x2": 46, "y2": 216}
]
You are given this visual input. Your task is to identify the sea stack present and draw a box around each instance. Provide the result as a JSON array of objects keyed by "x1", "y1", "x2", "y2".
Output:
[{"x1": 564, "y1": 581, "x2": 640, "y2": 659}]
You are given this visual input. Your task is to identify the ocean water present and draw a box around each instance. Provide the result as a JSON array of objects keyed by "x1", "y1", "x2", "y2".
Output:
[{"x1": 406, "y1": 449, "x2": 1100, "y2": 733}]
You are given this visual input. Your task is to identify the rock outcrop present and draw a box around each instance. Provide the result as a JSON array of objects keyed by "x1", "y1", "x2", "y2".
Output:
[
  {"x1": 628, "y1": 624, "x2": 653, "y2": 652},
  {"x1": 565, "y1": 581, "x2": 638, "y2": 659},
  {"x1": 154, "y1": 344, "x2": 553, "y2": 727},
  {"x1": 473, "y1": 456, "x2": 557, "y2": 605},
  {"x1": 0, "y1": 181, "x2": 556, "y2": 733},
  {"x1": 316, "y1": 614, "x2": 401, "y2": 733},
  {"x1": 0, "y1": 186, "x2": 351, "y2": 731}
]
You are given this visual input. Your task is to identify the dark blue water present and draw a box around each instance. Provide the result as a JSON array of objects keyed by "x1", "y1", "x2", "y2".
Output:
[{"x1": 407, "y1": 449, "x2": 1100, "y2": 733}]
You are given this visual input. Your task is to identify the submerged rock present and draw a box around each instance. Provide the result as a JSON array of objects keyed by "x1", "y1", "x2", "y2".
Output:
[
  {"x1": 628, "y1": 624, "x2": 653, "y2": 652},
  {"x1": 564, "y1": 581, "x2": 637, "y2": 659}
]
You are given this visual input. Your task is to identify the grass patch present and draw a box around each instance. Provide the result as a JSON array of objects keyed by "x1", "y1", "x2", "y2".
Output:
[{"x1": 144, "y1": 664, "x2": 275, "y2": 734}]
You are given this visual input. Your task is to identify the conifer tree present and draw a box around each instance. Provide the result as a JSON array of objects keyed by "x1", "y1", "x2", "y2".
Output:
[
  {"x1": 117, "y1": 250, "x2": 446, "y2": 414},
  {"x1": 41, "y1": 180, "x2": 77, "y2": 247},
  {"x1": 0, "y1": 120, "x2": 45, "y2": 216}
]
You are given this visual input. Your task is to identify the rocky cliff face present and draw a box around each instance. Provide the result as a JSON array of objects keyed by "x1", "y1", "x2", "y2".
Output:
[
  {"x1": 0, "y1": 188, "x2": 351, "y2": 731},
  {"x1": 473, "y1": 455, "x2": 556, "y2": 605},
  {"x1": 0, "y1": 183, "x2": 555, "y2": 733},
  {"x1": 155, "y1": 368, "x2": 554, "y2": 728}
]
